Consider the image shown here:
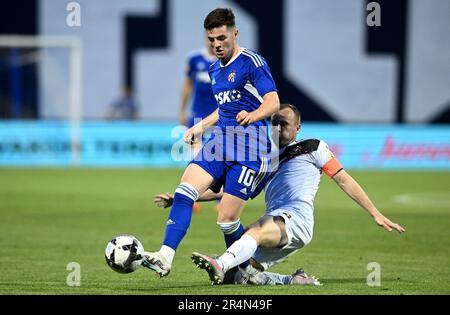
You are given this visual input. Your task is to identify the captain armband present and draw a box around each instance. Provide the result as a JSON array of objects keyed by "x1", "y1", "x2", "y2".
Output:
[{"x1": 321, "y1": 157, "x2": 343, "y2": 177}]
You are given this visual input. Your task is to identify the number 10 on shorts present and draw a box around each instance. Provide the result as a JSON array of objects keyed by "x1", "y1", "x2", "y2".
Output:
[{"x1": 238, "y1": 166, "x2": 256, "y2": 187}]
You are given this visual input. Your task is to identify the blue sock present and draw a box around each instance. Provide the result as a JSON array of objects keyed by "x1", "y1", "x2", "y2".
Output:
[
  {"x1": 162, "y1": 183, "x2": 198, "y2": 251},
  {"x1": 223, "y1": 223, "x2": 250, "y2": 268}
]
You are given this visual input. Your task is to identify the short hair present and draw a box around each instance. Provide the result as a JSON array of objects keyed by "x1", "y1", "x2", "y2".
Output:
[
  {"x1": 280, "y1": 103, "x2": 301, "y2": 125},
  {"x1": 204, "y1": 8, "x2": 236, "y2": 30}
]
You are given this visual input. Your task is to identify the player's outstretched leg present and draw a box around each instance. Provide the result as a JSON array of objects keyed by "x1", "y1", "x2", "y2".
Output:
[
  {"x1": 191, "y1": 252, "x2": 225, "y2": 285},
  {"x1": 142, "y1": 251, "x2": 171, "y2": 277}
]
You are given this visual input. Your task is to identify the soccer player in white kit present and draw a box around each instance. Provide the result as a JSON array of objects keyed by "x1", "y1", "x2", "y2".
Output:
[{"x1": 155, "y1": 104, "x2": 406, "y2": 285}]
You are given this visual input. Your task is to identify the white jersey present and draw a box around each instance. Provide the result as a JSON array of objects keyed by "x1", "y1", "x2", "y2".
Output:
[{"x1": 264, "y1": 139, "x2": 339, "y2": 245}]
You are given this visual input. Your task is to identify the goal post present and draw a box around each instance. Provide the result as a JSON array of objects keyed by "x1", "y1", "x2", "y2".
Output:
[{"x1": 0, "y1": 35, "x2": 83, "y2": 165}]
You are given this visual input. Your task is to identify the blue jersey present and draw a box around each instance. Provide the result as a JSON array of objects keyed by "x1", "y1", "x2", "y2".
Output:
[
  {"x1": 209, "y1": 48, "x2": 277, "y2": 129},
  {"x1": 190, "y1": 48, "x2": 277, "y2": 201},
  {"x1": 207, "y1": 48, "x2": 277, "y2": 161},
  {"x1": 186, "y1": 49, "x2": 217, "y2": 125}
]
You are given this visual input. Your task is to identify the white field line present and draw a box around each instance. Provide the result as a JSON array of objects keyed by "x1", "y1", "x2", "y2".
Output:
[{"x1": 391, "y1": 193, "x2": 450, "y2": 208}]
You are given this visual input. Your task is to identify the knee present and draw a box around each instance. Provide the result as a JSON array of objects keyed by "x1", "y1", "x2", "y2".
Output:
[
  {"x1": 245, "y1": 225, "x2": 264, "y2": 243},
  {"x1": 245, "y1": 219, "x2": 278, "y2": 246},
  {"x1": 217, "y1": 212, "x2": 240, "y2": 222}
]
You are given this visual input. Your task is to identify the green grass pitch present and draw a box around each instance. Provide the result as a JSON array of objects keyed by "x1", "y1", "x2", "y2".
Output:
[{"x1": 0, "y1": 168, "x2": 449, "y2": 295}]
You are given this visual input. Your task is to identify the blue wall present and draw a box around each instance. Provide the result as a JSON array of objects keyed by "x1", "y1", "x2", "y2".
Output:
[{"x1": 0, "y1": 121, "x2": 449, "y2": 169}]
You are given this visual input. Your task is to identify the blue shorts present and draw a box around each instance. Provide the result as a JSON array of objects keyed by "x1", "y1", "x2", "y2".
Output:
[{"x1": 190, "y1": 133, "x2": 270, "y2": 201}]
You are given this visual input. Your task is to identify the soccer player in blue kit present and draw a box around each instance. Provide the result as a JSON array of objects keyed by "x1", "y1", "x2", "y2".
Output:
[{"x1": 143, "y1": 8, "x2": 280, "y2": 277}]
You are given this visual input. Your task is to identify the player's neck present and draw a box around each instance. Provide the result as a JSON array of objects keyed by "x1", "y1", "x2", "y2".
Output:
[
  {"x1": 220, "y1": 44, "x2": 241, "y2": 66},
  {"x1": 278, "y1": 139, "x2": 297, "y2": 150}
]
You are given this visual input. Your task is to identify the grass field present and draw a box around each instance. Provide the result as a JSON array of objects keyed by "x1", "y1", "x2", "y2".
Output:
[{"x1": 0, "y1": 168, "x2": 449, "y2": 295}]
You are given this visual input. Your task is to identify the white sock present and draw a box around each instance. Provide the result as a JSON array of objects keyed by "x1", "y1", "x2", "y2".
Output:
[
  {"x1": 159, "y1": 245, "x2": 175, "y2": 265},
  {"x1": 217, "y1": 234, "x2": 258, "y2": 273}
]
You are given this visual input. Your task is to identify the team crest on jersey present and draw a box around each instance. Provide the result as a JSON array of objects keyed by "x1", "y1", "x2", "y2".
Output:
[{"x1": 228, "y1": 70, "x2": 236, "y2": 82}]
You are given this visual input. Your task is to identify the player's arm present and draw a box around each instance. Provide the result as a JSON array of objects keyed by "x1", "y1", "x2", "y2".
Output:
[
  {"x1": 331, "y1": 169, "x2": 406, "y2": 233},
  {"x1": 199, "y1": 187, "x2": 223, "y2": 201},
  {"x1": 154, "y1": 188, "x2": 223, "y2": 208},
  {"x1": 236, "y1": 91, "x2": 280, "y2": 126},
  {"x1": 179, "y1": 77, "x2": 193, "y2": 126},
  {"x1": 183, "y1": 108, "x2": 219, "y2": 144}
]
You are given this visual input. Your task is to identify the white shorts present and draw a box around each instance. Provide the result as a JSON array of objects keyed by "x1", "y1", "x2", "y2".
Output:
[{"x1": 251, "y1": 209, "x2": 311, "y2": 271}]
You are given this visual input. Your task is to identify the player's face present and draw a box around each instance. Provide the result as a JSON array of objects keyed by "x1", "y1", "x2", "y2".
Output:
[
  {"x1": 271, "y1": 108, "x2": 300, "y2": 148},
  {"x1": 207, "y1": 26, "x2": 237, "y2": 64}
]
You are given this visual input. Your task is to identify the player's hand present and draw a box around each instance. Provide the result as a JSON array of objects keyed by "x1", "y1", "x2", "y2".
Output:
[
  {"x1": 154, "y1": 193, "x2": 174, "y2": 208},
  {"x1": 373, "y1": 214, "x2": 406, "y2": 233},
  {"x1": 183, "y1": 125, "x2": 203, "y2": 144},
  {"x1": 236, "y1": 110, "x2": 258, "y2": 126}
]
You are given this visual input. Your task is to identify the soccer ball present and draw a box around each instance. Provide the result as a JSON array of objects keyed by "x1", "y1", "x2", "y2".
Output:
[{"x1": 104, "y1": 234, "x2": 145, "y2": 274}]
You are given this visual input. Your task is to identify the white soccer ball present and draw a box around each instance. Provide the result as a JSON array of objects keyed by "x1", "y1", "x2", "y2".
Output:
[{"x1": 105, "y1": 234, "x2": 145, "y2": 274}]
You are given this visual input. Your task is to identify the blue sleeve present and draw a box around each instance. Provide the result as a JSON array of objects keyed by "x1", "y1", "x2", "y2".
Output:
[
  {"x1": 249, "y1": 63, "x2": 277, "y2": 97},
  {"x1": 186, "y1": 57, "x2": 194, "y2": 79}
]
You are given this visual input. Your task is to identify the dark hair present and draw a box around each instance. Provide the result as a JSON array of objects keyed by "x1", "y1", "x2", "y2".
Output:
[
  {"x1": 204, "y1": 8, "x2": 236, "y2": 30},
  {"x1": 280, "y1": 104, "x2": 301, "y2": 125}
]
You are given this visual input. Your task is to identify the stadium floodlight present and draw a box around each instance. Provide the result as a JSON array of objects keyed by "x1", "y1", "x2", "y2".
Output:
[{"x1": 0, "y1": 35, "x2": 83, "y2": 165}]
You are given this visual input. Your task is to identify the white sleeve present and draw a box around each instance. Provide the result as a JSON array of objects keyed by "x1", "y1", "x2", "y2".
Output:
[{"x1": 312, "y1": 140, "x2": 335, "y2": 169}]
